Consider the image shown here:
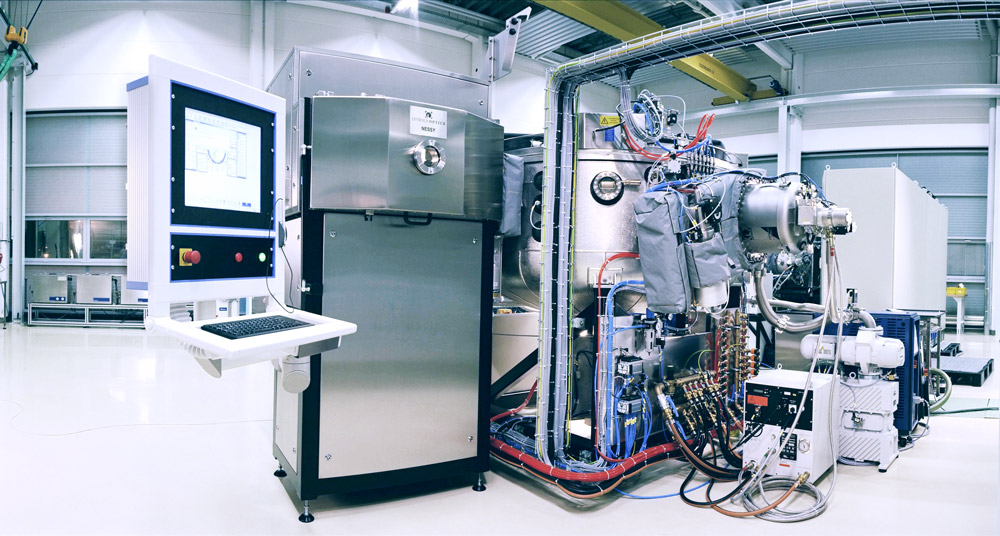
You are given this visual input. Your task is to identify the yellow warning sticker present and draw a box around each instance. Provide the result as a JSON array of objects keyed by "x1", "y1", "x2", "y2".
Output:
[{"x1": 598, "y1": 115, "x2": 620, "y2": 127}]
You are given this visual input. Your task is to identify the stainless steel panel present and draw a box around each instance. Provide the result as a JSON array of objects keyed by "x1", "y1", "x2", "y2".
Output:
[
  {"x1": 296, "y1": 49, "x2": 488, "y2": 116},
  {"x1": 274, "y1": 374, "x2": 300, "y2": 473},
  {"x1": 283, "y1": 218, "x2": 303, "y2": 309},
  {"x1": 268, "y1": 53, "x2": 301, "y2": 217},
  {"x1": 309, "y1": 97, "x2": 467, "y2": 216},
  {"x1": 29, "y1": 275, "x2": 69, "y2": 303},
  {"x1": 579, "y1": 112, "x2": 631, "y2": 151},
  {"x1": 267, "y1": 48, "x2": 493, "y2": 219},
  {"x1": 501, "y1": 147, "x2": 646, "y2": 314},
  {"x1": 464, "y1": 115, "x2": 503, "y2": 221},
  {"x1": 311, "y1": 98, "x2": 389, "y2": 210},
  {"x1": 319, "y1": 213, "x2": 482, "y2": 478},
  {"x1": 75, "y1": 275, "x2": 113, "y2": 304}
]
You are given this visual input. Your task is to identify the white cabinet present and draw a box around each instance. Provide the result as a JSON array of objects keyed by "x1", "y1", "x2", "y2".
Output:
[{"x1": 824, "y1": 166, "x2": 948, "y2": 312}]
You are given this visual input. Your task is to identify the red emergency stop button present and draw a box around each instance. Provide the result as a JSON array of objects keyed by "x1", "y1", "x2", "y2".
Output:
[
  {"x1": 235, "y1": 252, "x2": 243, "y2": 263},
  {"x1": 182, "y1": 250, "x2": 201, "y2": 265}
]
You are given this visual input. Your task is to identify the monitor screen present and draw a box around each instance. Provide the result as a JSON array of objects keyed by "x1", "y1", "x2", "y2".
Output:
[
  {"x1": 169, "y1": 82, "x2": 275, "y2": 230},
  {"x1": 184, "y1": 108, "x2": 262, "y2": 214}
]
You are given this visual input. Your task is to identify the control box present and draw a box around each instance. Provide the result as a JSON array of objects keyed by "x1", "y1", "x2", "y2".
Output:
[
  {"x1": 126, "y1": 56, "x2": 285, "y2": 317},
  {"x1": 741, "y1": 369, "x2": 837, "y2": 483}
]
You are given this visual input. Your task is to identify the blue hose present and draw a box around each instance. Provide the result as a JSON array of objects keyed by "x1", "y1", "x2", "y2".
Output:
[{"x1": 614, "y1": 480, "x2": 709, "y2": 499}]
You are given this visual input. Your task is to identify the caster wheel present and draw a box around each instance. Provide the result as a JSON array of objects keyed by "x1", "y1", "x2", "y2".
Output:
[{"x1": 299, "y1": 513, "x2": 315, "y2": 523}]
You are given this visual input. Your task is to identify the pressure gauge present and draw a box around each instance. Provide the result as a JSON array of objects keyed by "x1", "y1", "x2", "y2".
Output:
[
  {"x1": 412, "y1": 140, "x2": 446, "y2": 175},
  {"x1": 798, "y1": 439, "x2": 811, "y2": 453},
  {"x1": 591, "y1": 171, "x2": 624, "y2": 205}
]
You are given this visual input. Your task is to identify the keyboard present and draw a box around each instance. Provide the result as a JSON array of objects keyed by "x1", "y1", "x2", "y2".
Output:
[{"x1": 201, "y1": 315, "x2": 311, "y2": 340}]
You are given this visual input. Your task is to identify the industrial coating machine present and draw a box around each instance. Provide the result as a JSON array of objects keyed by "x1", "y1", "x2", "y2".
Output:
[{"x1": 487, "y1": 60, "x2": 926, "y2": 521}]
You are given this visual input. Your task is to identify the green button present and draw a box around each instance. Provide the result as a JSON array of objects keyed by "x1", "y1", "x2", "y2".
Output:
[{"x1": 258, "y1": 252, "x2": 267, "y2": 262}]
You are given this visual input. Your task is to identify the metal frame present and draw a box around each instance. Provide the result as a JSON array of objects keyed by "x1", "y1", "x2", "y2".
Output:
[
  {"x1": 27, "y1": 302, "x2": 147, "y2": 328},
  {"x1": 536, "y1": 0, "x2": 1000, "y2": 467}
]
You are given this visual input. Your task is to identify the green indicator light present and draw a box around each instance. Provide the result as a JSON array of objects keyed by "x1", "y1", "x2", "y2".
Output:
[{"x1": 258, "y1": 252, "x2": 267, "y2": 262}]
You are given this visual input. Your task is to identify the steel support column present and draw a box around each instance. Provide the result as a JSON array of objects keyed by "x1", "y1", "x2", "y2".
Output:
[
  {"x1": 988, "y1": 106, "x2": 997, "y2": 334},
  {"x1": 988, "y1": 32, "x2": 1000, "y2": 334},
  {"x1": 776, "y1": 104, "x2": 802, "y2": 175},
  {"x1": 9, "y1": 66, "x2": 23, "y2": 322},
  {"x1": 0, "y1": 77, "x2": 7, "y2": 322}
]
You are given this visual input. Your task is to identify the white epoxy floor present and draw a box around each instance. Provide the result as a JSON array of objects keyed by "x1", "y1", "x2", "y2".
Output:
[{"x1": 0, "y1": 324, "x2": 997, "y2": 535}]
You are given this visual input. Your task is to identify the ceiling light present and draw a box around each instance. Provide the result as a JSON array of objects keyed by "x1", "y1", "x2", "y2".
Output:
[{"x1": 391, "y1": 0, "x2": 418, "y2": 15}]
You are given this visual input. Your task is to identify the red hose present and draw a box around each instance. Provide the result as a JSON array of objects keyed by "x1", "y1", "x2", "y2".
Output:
[
  {"x1": 621, "y1": 124, "x2": 667, "y2": 160},
  {"x1": 491, "y1": 437, "x2": 685, "y2": 482},
  {"x1": 622, "y1": 112, "x2": 715, "y2": 158},
  {"x1": 492, "y1": 427, "x2": 719, "y2": 483},
  {"x1": 491, "y1": 380, "x2": 537, "y2": 422}
]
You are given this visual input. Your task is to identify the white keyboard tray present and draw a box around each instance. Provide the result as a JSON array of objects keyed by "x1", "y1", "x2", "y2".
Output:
[{"x1": 146, "y1": 310, "x2": 357, "y2": 364}]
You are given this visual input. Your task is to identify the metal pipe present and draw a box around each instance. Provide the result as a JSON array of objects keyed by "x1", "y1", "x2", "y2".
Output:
[
  {"x1": 769, "y1": 298, "x2": 825, "y2": 314},
  {"x1": 753, "y1": 270, "x2": 826, "y2": 334},
  {"x1": 857, "y1": 309, "x2": 876, "y2": 329}
]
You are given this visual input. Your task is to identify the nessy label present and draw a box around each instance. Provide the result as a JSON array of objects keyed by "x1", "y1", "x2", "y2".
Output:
[{"x1": 409, "y1": 106, "x2": 447, "y2": 139}]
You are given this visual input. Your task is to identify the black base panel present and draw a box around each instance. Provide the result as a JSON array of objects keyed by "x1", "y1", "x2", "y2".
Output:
[
  {"x1": 314, "y1": 457, "x2": 486, "y2": 495},
  {"x1": 273, "y1": 444, "x2": 485, "y2": 500}
]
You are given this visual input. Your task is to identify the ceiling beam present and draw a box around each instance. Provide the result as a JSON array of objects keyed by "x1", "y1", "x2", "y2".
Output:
[
  {"x1": 669, "y1": 54, "x2": 757, "y2": 102},
  {"x1": 533, "y1": 0, "x2": 661, "y2": 41},
  {"x1": 697, "y1": 0, "x2": 794, "y2": 69},
  {"x1": 535, "y1": 0, "x2": 762, "y2": 101}
]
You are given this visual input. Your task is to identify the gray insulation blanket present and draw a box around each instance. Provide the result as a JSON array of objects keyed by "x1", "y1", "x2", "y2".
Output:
[
  {"x1": 501, "y1": 153, "x2": 525, "y2": 236},
  {"x1": 635, "y1": 174, "x2": 750, "y2": 313},
  {"x1": 634, "y1": 190, "x2": 691, "y2": 314},
  {"x1": 695, "y1": 174, "x2": 750, "y2": 275},
  {"x1": 685, "y1": 234, "x2": 731, "y2": 288}
]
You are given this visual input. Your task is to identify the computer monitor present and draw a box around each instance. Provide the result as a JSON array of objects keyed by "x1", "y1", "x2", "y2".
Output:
[
  {"x1": 171, "y1": 83, "x2": 274, "y2": 230},
  {"x1": 127, "y1": 57, "x2": 286, "y2": 317}
]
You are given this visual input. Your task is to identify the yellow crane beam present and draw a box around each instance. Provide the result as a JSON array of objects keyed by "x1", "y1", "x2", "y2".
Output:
[
  {"x1": 537, "y1": 0, "x2": 763, "y2": 103},
  {"x1": 670, "y1": 54, "x2": 758, "y2": 103},
  {"x1": 534, "y1": 0, "x2": 661, "y2": 41}
]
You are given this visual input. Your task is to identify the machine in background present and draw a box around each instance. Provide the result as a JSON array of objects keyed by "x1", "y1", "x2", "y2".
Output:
[
  {"x1": 823, "y1": 167, "x2": 948, "y2": 314},
  {"x1": 266, "y1": 47, "x2": 510, "y2": 516}
]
